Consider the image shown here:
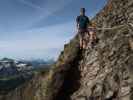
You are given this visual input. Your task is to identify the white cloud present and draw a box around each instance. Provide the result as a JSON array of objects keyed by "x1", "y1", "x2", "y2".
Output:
[
  {"x1": 16, "y1": 0, "x2": 74, "y2": 30},
  {"x1": 18, "y1": 0, "x2": 43, "y2": 10},
  {"x1": 18, "y1": 0, "x2": 73, "y2": 20},
  {"x1": 0, "y1": 21, "x2": 76, "y2": 59}
]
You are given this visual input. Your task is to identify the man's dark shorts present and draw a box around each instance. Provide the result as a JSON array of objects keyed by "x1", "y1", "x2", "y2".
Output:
[{"x1": 78, "y1": 28, "x2": 88, "y2": 39}]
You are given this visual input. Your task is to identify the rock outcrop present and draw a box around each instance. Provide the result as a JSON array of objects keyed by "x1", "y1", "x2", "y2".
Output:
[{"x1": 0, "y1": 0, "x2": 133, "y2": 100}]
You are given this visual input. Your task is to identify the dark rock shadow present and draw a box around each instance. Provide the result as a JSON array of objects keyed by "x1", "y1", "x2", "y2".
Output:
[{"x1": 54, "y1": 50, "x2": 82, "y2": 100}]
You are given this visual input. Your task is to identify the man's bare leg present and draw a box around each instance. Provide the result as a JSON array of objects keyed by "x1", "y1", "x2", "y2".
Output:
[
  {"x1": 82, "y1": 40, "x2": 86, "y2": 49},
  {"x1": 80, "y1": 37, "x2": 83, "y2": 49}
]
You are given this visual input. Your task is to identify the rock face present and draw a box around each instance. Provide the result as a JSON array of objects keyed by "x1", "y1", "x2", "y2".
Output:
[
  {"x1": 92, "y1": 0, "x2": 133, "y2": 27},
  {"x1": 0, "y1": 0, "x2": 133, "y2": 100},
  {"x1": 51, "y1": 0, "x2": 133, "y2": 100},
  {"x1": 71, "y1": 26, "x2": 133, "y2": 100},
  {"x1": 70, "y1": 0, "x2": 133, "y2": 99}
]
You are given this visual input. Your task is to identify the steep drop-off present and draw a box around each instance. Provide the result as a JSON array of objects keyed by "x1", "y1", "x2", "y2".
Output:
[{"x1": 0, "y1": 0, "x2": 133, "y2": 100}]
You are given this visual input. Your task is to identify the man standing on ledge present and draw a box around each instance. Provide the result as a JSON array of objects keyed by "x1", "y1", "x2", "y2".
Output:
[{"x1": 76, "y1": 8, "x2": 90, "y2": 49}]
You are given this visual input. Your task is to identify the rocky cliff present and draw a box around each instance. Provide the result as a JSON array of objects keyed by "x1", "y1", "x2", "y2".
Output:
[
  {"x1": 48, "y1": 0, "x2": 133, "y2": 100},
  {"x1": 71, "y1": 0, "x2": 133, "y2": 99},
  {"x1": 0, "y1": 0, "x2": 133, "y2": 100}
]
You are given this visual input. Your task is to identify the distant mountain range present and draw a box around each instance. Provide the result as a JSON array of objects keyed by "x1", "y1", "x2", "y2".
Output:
[
  {"x1": 20, "y1": 58, "x2": 55, "y2": 68},
  {"x1": 0, "y1": 58, "x2": 32, "y2": 77},
  {"x1": 0, "y1": 58, "x2": 54, "y2": 77}
]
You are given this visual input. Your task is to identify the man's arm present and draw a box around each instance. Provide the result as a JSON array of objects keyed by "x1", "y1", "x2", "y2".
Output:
[
  {"x1": 76, "y1": 16, "x2": 79, "y2": 29},
  {"x1": 87, "y1": 17, "x2": 92, "y2": 26}
]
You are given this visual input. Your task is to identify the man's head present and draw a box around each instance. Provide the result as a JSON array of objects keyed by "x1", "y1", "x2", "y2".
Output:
[{"x1": 80, "y1": 8, "x2": 85, "y2": 16}]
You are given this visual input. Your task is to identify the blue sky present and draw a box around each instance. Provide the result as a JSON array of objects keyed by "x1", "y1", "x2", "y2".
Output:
[{"x1": 0, "y1": 0, "x2": 107, "y2": 60}]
